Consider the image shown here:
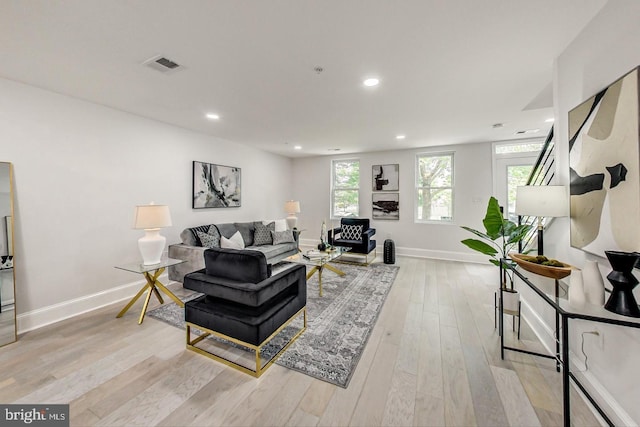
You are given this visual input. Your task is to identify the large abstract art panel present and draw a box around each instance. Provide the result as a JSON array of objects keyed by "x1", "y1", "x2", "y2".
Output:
[
  {"x1": 569, "y1": 67, "x2": 640, "y2": 257},
  {"x1": 192, "y1": 161, "x2": 241, "y2": 208}
]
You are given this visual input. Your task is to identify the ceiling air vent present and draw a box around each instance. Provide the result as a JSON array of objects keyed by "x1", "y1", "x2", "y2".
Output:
[{"x1": 143, "y1": 55, "x2": 184, "y2": 74}]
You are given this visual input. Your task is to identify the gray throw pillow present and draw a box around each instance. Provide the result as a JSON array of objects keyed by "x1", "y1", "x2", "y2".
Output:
[
  {"x1": 197, "y1": 231, "x2": 220, "y2": 249},
  {"x1": 253, "y1": 221, "x2": 275, "y2": 245},
  {"x1": 189, "y1": 225, "x2": 211, "y2": 246},
  {"x1": 207, "y1": 225, "x2": 221, "y2": 245},
  {"x1": 234, "y1": 222, "x2": 255, "y2": 246},
  {"x1": 271, "y1": 229, "x2": 295, "y2": 245}
]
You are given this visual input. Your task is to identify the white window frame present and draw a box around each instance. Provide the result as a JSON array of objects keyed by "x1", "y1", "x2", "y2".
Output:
[
  {"x1": 491, "y1": 139, "x2": 545, "y2": 217},
  {"x1": 331, "y1": 158, "x2": 360, "y2": 219},
  {"x1": 415, "y1": 151, "x2": 455, "y2": 223}
]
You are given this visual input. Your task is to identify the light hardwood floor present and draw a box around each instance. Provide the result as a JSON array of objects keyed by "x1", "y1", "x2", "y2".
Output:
[{"x1": 1, "y1": 257, "x2": 601, "y2": 426}]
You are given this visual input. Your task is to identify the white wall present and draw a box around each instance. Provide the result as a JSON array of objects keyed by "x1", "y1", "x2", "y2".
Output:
[
  {"x1": 521, "y1": 1, "x2": 640, "y2": 424},
  {"x1": 0, "y1": 77, "x2": 292, "y2": 329},
  {"x1": 292, "y1": 142, "x2": 493, "y2": 262}
]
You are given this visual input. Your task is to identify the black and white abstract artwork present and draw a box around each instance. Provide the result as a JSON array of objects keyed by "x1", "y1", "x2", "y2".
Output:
[
  {"x1": 372, "y1": 193, "x2": 399, "y2": 220},
  {"x1": 568, "y1": 67, "x2": 640, "y2": 256},
  {"x1": 192, "y1": 161, "x2": 241, "y2": 208},
  {"x1": 372, "y1": 164, "x2": 399, "y2": 191}
]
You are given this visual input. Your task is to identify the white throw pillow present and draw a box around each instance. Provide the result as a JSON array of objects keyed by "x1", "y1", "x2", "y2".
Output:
[
  {"x1": 264, "y1": 219, "x2": 287, "y2": 232},
  {"x1": 220, "y1": 230, "x2": 245, "y2": 249}
]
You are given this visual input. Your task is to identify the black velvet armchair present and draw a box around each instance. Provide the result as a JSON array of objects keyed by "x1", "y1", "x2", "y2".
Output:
[
  {"x1": 183, "y1": 247, "x2": 307, "y2": 377},
  {"x1": 327, "y1": 218, "x2": 377, "y2": 264}
]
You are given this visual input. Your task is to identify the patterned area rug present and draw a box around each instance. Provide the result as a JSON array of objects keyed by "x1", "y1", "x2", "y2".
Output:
[{"x1": 148, "y1": 262, "x2": 399, "y2": 388}]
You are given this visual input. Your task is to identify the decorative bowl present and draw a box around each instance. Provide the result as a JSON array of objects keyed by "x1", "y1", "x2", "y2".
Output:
[{"x1": 510, "y1": 253, "x2": 574, "y2": 280}]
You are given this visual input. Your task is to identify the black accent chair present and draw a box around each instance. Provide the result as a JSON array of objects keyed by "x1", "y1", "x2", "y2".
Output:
[
  {"x1": 327, "y1": 218, "x2": 377, "y2": 264},
  {"x1": 183, "y1": 247, "x2": 307, "y2": 377}
]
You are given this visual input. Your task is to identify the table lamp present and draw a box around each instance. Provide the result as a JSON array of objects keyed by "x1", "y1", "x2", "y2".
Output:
[
  {"x1": 515, "y1": 185, "x2": 568, "y2": 255},
  {"x1": 285, "y1": 200, "x2": 301, "y2": 230},
  {"x1": 133, "y1": 202, "x2": 172, "y2": 265}
]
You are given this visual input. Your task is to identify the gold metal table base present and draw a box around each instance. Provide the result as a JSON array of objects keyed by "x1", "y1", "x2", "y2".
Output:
[
  {"x1": 116, "y1": 267, "x2": 184, "y2": 324},
  {"x1": 306, "y1": 263, "x2": 345, "y2": 296}
]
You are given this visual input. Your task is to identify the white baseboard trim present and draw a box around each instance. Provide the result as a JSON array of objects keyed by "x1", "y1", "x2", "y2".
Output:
[
  {"x1": 298, "y1": 239, "x2": 487, "y2": 264},
  {"x1": 520, "y1": 296, "x2": 633, "y2": 426},
  {"x1": 395, "y1": 246, "x2": 487, "y2": 263},
  {"x1": 16, "y1": 274, "x2": 166, "y2": 334}
]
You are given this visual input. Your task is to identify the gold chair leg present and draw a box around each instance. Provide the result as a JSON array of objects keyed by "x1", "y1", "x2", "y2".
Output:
[{"x1": 185, "y1": 307, "x2": 307, "y2": 378}]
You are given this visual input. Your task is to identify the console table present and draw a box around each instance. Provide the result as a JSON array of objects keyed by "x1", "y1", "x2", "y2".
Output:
[
  {"x1": 499, "y1": 259, "x2": 640, "y2": 427},
  {"x1": 115, "y1": 258, "x2": 185, "y2": 324}
]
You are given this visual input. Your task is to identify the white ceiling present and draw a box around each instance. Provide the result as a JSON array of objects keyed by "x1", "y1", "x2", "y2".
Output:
[{"x1": 0, "y1": 0, "x2": 607, "y2": 158}]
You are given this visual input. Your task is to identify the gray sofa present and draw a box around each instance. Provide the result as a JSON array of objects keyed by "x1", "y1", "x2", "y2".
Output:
[{"x1": 168, "y1": 221, "x2": 299, "y2": 283}]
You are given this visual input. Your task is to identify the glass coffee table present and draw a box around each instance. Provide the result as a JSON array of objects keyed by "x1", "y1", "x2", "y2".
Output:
[{"x1": 284, "y1": 247, "x2": 350, "y2": 296}]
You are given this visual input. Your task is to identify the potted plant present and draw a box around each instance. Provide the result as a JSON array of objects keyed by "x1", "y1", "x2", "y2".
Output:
[{"x1": 460, "y1": 197, "x2": 532, "y2": 313}]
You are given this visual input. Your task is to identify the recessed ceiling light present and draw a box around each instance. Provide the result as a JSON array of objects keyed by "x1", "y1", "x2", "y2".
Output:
[
  {"x1": 396, "y1": 135, "x2": 406, "y2": 140},
  {"x1": 328, "y1": 148, "x2": 341, "y2": 152},
  {"x1": 294, "y1": 145, "x2": 302, "y2": 150},
  {"x1": 545, "y1": 118, "x2": 555, "y2": 123},
  {"x1": 205, "y1": 113, "x2": 220, "y2": 120},
  {"x1": 492, "y1": 123, "x2": 505, "y2": 129},
  {"x1": 363, "y1": 78, "x2": 379, "y2": 87},
  {"x1": 516, "y1": 129, "x2": 540, "y2": 135}
]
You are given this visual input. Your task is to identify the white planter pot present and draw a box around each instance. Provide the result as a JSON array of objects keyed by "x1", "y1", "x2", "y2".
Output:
[{"x1": 500, "y1": 289, "x2": 520, "y2": 315}]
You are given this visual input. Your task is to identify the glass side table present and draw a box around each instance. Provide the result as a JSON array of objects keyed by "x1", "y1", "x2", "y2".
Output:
[{"x1": 115, "y1": 258, "x2": 185, "y2": 324}]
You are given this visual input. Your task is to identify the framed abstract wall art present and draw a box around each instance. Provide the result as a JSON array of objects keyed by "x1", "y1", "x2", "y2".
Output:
[
  {"x1": 568, "y1": 67, "x2": 640, "y2": 257},
  {"x1": 372, "y1": 164, "x2": 399, "y2": 191},
  {"x1": 372, "y1": 193, "x2": 399, "y2": 220},
  {"x1": 192, "y1": 161, "x2": 241, "y2": 208}
]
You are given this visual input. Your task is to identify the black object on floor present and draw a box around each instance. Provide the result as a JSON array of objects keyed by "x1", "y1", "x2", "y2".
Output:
[{"x1": 384, "y1": 239, "x2": 395, "y2": 264}]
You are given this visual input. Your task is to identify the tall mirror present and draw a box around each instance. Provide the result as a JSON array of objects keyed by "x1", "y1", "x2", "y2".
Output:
[{"x1": 0, "y1": 162, "x2": 16, "y2": 347}]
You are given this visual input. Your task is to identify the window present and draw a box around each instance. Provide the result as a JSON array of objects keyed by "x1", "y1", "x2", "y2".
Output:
[
  {"x1": 493, "y1": 140, "x2": 542, "y2": 222},
  {"x1": 494, "y1": 141, "x2": 544, "y2": 155},
  {"x1": 416, "y1": 153, "x2": 454, "y2": 222},
  {"x1": 506, "y1": 164, "x2": 533, "y2": 222},
  {"x1": 332, "y1": 159, "x2": 359, "y2": 218}
]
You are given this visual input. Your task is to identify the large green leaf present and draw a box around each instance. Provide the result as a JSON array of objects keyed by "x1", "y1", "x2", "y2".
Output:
[
  {"x1": 482, "y1": 197, "x2": 504, "y2": 239},
  {"x1": 460, "y1": 226, "x2": 496, "y2": 242},
  {"x1": 507, "y1": 223, "x2": 533, "y2": 244},
  {"x1": 461, "y1": 239, "x2": 498, "y2": 256},
  {"x1": 502, "y1": 220, "x2": 516, "y2": 236},
  {"x1": 489, "y1": 259, "x2": 501, "y2": 267}
]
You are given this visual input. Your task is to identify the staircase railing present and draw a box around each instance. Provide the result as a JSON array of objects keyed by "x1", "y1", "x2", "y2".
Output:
[{"x1": 518, "y1": 126, "x2": 555, "y2": 253}]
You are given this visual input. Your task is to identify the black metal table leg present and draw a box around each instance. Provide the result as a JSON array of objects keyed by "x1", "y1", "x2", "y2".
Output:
[
  {"x1": 562, "y1": 314, "x2": 570, "y2": 427},
  {"x1": 555, "y1": 279, "x2": 561, "y2": 372}
]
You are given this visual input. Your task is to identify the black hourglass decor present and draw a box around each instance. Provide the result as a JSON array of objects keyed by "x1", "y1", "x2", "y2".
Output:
[{"x1": 604, "y1": 250, "x2": 640, "y2": 317}]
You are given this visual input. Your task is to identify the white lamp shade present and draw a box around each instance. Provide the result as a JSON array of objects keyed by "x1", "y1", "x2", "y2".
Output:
[
  {"x1": 133, "y1": 204, "x2": 172, "y2": 229},
  {"x1": 284, "y1": 200, "x2": 301, "y2": 214},
  {"x1": 515, "y1": 185, "x2": 568, "y2": 217}
]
